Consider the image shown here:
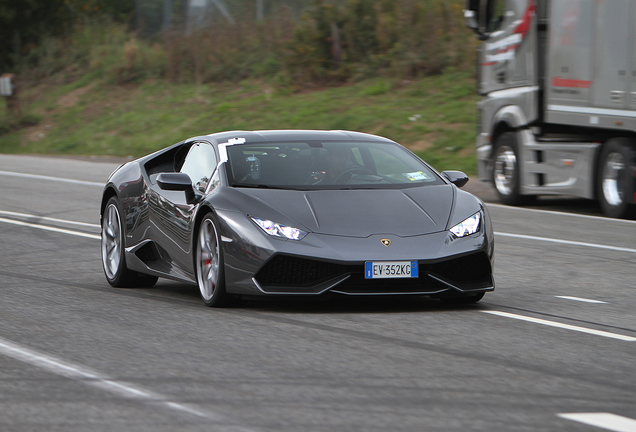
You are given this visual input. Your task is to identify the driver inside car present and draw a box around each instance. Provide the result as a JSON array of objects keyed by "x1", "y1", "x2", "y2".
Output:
[
  {"x1": 325, "y1": 146, "x2": 355, "y2": 183},
  {"x1": 306, "y1": 145, "x2": 370, "y2": 185}
]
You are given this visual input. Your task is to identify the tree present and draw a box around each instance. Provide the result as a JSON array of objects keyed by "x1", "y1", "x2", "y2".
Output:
[{"x1": 0, "y1": 0, "x2": 134, "y2": 72}]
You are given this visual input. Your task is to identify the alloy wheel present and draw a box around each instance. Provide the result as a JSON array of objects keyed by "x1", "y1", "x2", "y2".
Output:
[{"x1": 197, "y1": 218, "x2": 220, "y2": 301}]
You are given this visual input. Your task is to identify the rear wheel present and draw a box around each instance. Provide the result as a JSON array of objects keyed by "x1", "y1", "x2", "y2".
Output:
[
  {"x1": 492, "y1": 132, "x2": 534, "y2": 206},
  {"x1": 101, "y1": 197, "x2": 158, "y2": 288},
  {"x1": 597, "y1": 141, "x2": 636, "y2": 219},
  {"x1": 196, "y1": 214, "x2": 230, "y2": 307}
]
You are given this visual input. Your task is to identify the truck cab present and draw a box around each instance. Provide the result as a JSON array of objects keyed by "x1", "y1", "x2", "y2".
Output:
[{"x1": 465, "y1": 0, "x2": 636, "y2": 219}]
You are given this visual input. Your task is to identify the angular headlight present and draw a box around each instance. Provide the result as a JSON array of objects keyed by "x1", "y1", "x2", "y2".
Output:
[
  {"x1": 250, "y1": 216, "x2": 308, "y2": 240},
  {"x1": 449, "y1": 211, "x2": 481, "y2": 238}
]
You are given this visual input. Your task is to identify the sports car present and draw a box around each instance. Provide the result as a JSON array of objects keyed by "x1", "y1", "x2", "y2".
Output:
[{"x1": 100, "y1": 130, "x2": 494, "y2": 306}]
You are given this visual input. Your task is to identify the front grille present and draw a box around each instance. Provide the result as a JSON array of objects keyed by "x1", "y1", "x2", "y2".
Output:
[{"x1": 255, "y1": 255, "x2": 347, "y2": 287}]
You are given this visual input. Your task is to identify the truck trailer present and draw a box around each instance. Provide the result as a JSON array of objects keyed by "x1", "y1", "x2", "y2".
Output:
[{"x1": 464, "y1": 0, "x2": 636, "y2": 218}]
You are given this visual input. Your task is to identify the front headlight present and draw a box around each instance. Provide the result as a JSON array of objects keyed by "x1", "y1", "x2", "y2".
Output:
[
  {"x1": 449, "y1": 211, "x2": 481, "y2": 238},
  {"x1": 250, "y1": 216, "x2": 308, "y2": 240}
]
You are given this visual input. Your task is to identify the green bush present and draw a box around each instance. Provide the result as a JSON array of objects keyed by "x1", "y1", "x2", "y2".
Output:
[{"x1": 284, "y1": 0, "x2": 476, "y2": 85}]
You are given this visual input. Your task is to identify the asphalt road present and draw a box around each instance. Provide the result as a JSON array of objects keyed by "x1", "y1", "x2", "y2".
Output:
[{"x1": 0, "y1": 154, "x2": 635, "y2": 432}]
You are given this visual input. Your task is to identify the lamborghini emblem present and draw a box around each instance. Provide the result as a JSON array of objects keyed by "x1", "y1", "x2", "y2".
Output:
[{"x1": 380, "y1": 238, "x2": 391, "y2": 247}]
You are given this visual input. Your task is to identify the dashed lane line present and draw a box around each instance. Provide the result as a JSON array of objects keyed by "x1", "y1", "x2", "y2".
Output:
[
  {"x1": 0, "y1": 217, "x2": 101, "y2": 240},
  {"x1": 488, "y1": 202, "x2": 636, "y2": 224},
  {"x1": 556, "y1": 296, "x2": 608, "y2": 304},
  {"x1": 495, "y1": 232, "x2": 636, "y2": 254},
  {"x1": 483, "y1": 311, "x2": 636, "y2": 342},
  {"x1": 0, "y1": 210, "x2": 100, "y2": 229},
  {"x1": 0, "y1": 170, "x2": 104, "y2": 187},
  {"x1": 558, "y1": 413, "x2": 636, "y2": 432}
]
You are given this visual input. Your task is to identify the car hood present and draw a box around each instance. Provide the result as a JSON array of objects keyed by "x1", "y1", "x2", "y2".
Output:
[{"x1": 232, "y1": 185, "x2": 455, "y2": 237}]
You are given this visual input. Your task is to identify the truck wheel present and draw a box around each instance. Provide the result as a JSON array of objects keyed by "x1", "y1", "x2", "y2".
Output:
[
  {"x1": 597, "y1": 141, "x2": 636, "y2": 219},
  {"x1": 492, "y1": 132, "x2": 532, "y2": 206}
]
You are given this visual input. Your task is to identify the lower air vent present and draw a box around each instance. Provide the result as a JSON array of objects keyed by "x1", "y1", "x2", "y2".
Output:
[
  {"x1": 255, "y1": 255, "x2": 346, "y2": 287},
  {"x1": 427, "y1": 252, "x2": 492, "y2": 286}
]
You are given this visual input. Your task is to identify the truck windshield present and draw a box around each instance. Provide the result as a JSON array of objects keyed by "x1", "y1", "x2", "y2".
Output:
[{"x1": 226, "y1": 141, "x2": 443, "y2": 190}]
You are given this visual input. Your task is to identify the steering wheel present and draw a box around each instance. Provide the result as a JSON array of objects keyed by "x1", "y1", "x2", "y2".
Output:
[{"x1": 333, "y1": 167, "x2": 374, "y2": 184}]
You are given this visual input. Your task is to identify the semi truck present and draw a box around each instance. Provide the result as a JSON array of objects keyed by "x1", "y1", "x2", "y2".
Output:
[{"x1": 464, "y1": 0, "x2": 636, "y2": 218}]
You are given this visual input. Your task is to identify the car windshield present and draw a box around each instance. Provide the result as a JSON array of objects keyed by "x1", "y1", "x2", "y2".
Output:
[{"x1": 225, "y1": 141, "x2": 443, "y2": 190}]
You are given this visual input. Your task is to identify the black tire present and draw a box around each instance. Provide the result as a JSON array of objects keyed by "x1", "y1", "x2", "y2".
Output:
[
  {"x1": 195, "y1": 213, "x2": 231, "y2": 307},
  {"x1": 101, "y1": 197, "x2": 158, "y2": 288},
  {"x1": 438, "y1": 292, "x2": 485, "y2": 305},
  {"x1": 492, "y1": 132, "x2": 534, "y2": 206},
  {"x1": 597, "y1": 140, "x2": 636, "y2": 219}
]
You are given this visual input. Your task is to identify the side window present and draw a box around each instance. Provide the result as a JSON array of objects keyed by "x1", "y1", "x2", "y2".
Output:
[
  {"x1": 486, "y1": 0, "x2": 506, "y2": 33},
  {"x1": 180, "y1": 142, "x2": 217, "y2": 193}
]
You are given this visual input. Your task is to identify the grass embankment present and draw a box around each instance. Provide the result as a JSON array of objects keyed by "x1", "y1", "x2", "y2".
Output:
[{"x1": 0, "y1": 69, "x2": 479, "y2": 174}]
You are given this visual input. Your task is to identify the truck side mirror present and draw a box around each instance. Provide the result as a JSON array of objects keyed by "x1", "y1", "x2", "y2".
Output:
[
  {"x1": 464, "y1": 8, "x2": 479, "y2": 30},
  {"x1": 464, "y1": 0, "x2": 492, "y2": 41}
]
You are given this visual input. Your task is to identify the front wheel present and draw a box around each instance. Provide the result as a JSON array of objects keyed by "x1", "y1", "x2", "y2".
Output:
[
  {"x1": 196, "y1": 214, "x2": 230, "y2": 307},
  {"x1": 597, "y1": 141, "x2": 636, "y2": 219}
]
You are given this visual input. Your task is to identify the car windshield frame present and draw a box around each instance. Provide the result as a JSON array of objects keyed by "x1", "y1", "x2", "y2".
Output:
[{"x1": 225, "y1": 140, "x2": 444, "y2": 190}]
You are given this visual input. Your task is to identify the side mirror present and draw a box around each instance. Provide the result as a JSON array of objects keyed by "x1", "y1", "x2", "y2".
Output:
[
  {"x1": 157, "y1": 172, "x2": 192, "y2": 191},
  {"x1": 464, "y1": 0, "x2": 491, "y2": 40},
  {"x1": 157, "y1": 172, "x2": 201, "y2": 203},
  {"x1": 464, "y1": 9, "x2": 479, "y2": 30},
  {"x1": 442, "y1": 170, "x2": 469, "y2": 188}
]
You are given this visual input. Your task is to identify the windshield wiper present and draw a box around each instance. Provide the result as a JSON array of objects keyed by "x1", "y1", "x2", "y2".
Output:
[{"x1": 232, "y1": 184, "x2": 299, "y2": 190}]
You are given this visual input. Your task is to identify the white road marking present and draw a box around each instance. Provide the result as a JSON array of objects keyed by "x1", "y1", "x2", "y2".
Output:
[
  {"x1": 556, "y1": 296, "x2": 608, "y2": 304},
  {"x1": 558, "y1": 413, "x2": 636, "y2": 432},
  {"x1": 0, "y1": 170, "x2": 104, "y2": 187},
  {"x1": 482, "y1": 311, "x2": 636, "y2": 342},
  {"x1": 0, "y1": 336, "x2": 244, "y2": 424},
  {"x1": 2, "y1": 210, "x2": 635, "y2": 258},
  {"x1": 495, "y1": 232, "x2": 636, "y2": 254},
  {"x1": 487, "y1": 203, "x2": 636, "y2": 225},
  {"x1": 0, "y1": 210, "x2": 100, "y2": 228},
  {"x1": 0, "y1": 217, "x2": 101, "y2": 240}
]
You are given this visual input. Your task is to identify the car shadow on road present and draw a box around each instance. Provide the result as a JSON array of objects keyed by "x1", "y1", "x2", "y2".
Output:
[
  {"x1": 141, "y1": 280, "x2": 487, "y2": 313},
  {"x1": 243, "y1": 294, "x2": 488, "y2": 314}
]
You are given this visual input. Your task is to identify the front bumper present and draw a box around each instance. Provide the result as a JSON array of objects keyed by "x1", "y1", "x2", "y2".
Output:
[
  {"x1": 252, "y1": 251, "x2": 494, "y2": 296},
  {"x1": 221, "y1": 218, "x2": 495, "y2": 297}
]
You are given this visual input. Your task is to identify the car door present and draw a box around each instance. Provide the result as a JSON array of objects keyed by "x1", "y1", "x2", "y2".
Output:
[{"x1": 148, "y1": 141, "x2": 218, "y2": 277}]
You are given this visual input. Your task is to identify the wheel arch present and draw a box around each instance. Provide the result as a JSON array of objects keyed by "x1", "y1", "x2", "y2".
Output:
[
  {"x1": 192, "y1": 203, "x2": 219, "y2": 263},
  {"x1": 100, "y1": 186, "x2": 119, "y2": 223},
  {"x1": 488, "y1": 105, "x2": 528, "y2": 160}
]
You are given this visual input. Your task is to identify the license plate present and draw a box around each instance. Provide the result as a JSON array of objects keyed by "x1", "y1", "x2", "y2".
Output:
[{"x1": 365, "y1": 261, "x2": 419, "y2": 279}]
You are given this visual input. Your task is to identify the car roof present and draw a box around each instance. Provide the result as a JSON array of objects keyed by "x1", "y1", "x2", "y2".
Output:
[{"x1": 190, "y1": 130, "x2": 396, "y2": 145}]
